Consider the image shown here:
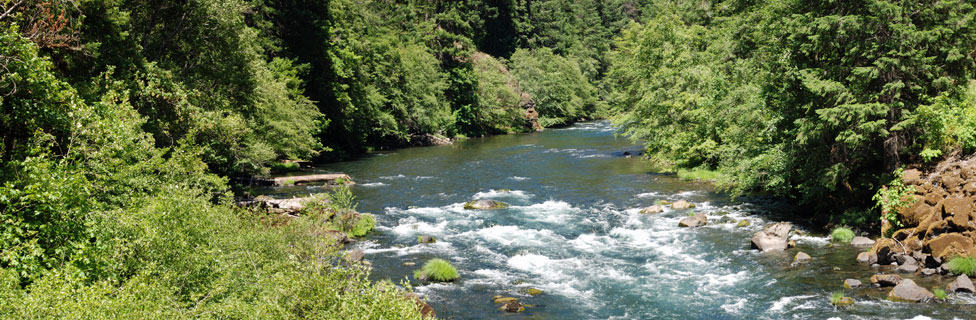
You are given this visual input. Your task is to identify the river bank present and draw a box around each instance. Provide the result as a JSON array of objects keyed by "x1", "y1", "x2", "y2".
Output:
[{"x1": 252, "y1": 121, "x2": 976, "y2": 319}]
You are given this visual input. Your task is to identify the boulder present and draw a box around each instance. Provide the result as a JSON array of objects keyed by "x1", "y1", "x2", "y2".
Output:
[
  {"x1": 751, "y1": 222, "x2": 792, "y2": 252},
  {"x1": 943, "y1": 197, "x2": 974, "y2": 228},
  {"x1": 640, "y1": 205, "x2": 665, "y2": 214},
  {"x1": 527, "y1": 288, "x2": 543, "y2": 295},
  {"x1": 794, "y1": 252, "x2": 812, "y2": 263},
  {"x1": 856, "y1": 252, "x2": 878, "y2": 265},
  {"x1": 871, "y1": 274, "x2": 903, "y2": 287},
  {"x1": 947, "y1": 274, "x2": 976, "y2": 293},
  {"x1": 418, "y1": 235, "x2": 437, "y2": 243},
  {"x1": 843, "y1": 279, "x2": 862, "y2": 289},
  {"x1": 924, "y1": 233, "x2": 976, "y2": 259},
  {"x1": 895, "y1": 254, "x2": 918, "y2": 267},
  {"x1": 920, "y1": 268, "x2": 938, "y2": 276},
  {"x1": 850, "y1": 236, "x2": 875, "y2": 247},
  {"x1": 464, "y1": 200, "x2": 509, "y2": 210},
  {"x1": 679, "y1": 214, "x2": 707, "y2": 228},
  {"x1": 671, "y1": 200, "x2": 695, "y2": 210},
  {"x1": 492, "y1": 296, "x2": 518, "y2": 304},
  {"x1": 895, "y1": 265, "x2": 919, "y2": 274},
  {"x1": 888, "y1": 279, "x2": 935, "y2": 302},
  {"x1": 737, "y1": 220, "x2": 751, "y2": 227}
]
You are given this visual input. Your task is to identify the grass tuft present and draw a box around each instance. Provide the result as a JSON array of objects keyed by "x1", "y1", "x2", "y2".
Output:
[
  {"x1": 676, "y1": 168, "x2": 723, "y2": 182},
  {"x1": 933, "y1": 288, "x2": 948, "y2": 300},
  {"x1": 946, "y1": 256, "x2": 976, "y2": 276},
  {"x1": 831, "y1": 227, "x2": 855, "y2": 243},
  {"x1": 414, "y1": 258, "x2": 459, "y2": 282},
  {"x1": 830, "y1": 292, "x2": 844, "y2": 305}
]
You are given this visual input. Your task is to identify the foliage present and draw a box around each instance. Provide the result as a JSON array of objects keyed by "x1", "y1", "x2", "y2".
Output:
[
  {"x1": 946, "y1": 257, "x2": 976, "y2": 277},
  {"x1": 328, "y1": 182, "x2": 358, "y2": 212},
  {"x1": 511, "y1": 48, "x2": 600, "y2": 127},
  {"x1": 676, "y1": 168, "x2": 724, "y2": 182},
  {"x1": 830, "y1": 228, "x2": 855, "y2": 243},
  {"x1": 414, "y1": 258, "x2": 459, "y2": 282},
  {"x1": 872, "y1": 168, "x2": 916, "y2": 231},
  {"x1": 830, "y1": 292, "x2": 845, "y2": 305},
  {"x1": 933, "y1": 288, "x2": 948, "y2": 300},
  {"x1": 349, "y1": 214, "x2": 376, "y2": 238}
]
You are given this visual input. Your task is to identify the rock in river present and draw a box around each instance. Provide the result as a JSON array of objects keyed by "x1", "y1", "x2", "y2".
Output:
[
  {"x1": 843, "y1": 279, "x2": 862, "y2": 289},
  {"x1": 640, "y1": 204, "x2": 665, "y2": 214},
  {"x1": 679, "y1": 214, "x2": 707, "y2": 228},
  {"x1": 947, "y1": 274, "x2": 976, "y2": 293},
  {"x1": 856, "y1": 252, "x2": 878, "y2": 264},
  {"x1": 850, "y1": 236, "x2": 875, "y2": 247},
  {"x1": 871, "y1": 274, "x2": 903, "y2": 287},
  {"x1": 464, "y1": 199, "x2": 509, "y2": 210},
  {"x1": 671, "y1": 200, "x2": 695, "y2": 210},
  {"x1": 794, "y1": 252, "x2": 811, "y2": 263},
  {"x1": 751, "y1": 222, "x2": 792, "y2": 252},
  {"x1": 888, "y1": 279, "x2": 935, "y2": 302}
]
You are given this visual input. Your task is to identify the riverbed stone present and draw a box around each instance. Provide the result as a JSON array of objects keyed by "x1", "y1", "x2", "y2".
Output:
[
  {"x1": 843, "y1": 279, "x2": 863, "y2": 289},
  {"x1": 920, "y1": 268, "x2": 938, "y2": 276},
  {"x1": 851, "y1": 236, "x2": 875, "y2": 247},
  {"x1": 499, "y1": 300, "x2": 525, "y2": 313},
  {"x1": 671, "y1": 200, "x2": 695, "y2": 210},
  {"x1": 751, "y1": 222, "x2": 792, "y2": 252},
  {"x1": 640, "y1": 205, "x2": 665, "y2": 214},
  {"x1": 896, "y1": 265, "x2": 919, "y2": 274},
  {"x1": 947, "y1": 275, "x2": 976, "y2": 293},
  {"x1": 857, "y1": 252, "x2": 878, "y2": 264},
  {"x1": 794, "y1": 252, "x2": 811, "y2": 263},
  {"x1": 679, "y1": 214, "x2": 707, "y2": 228},
  {"x1": 464, "y1": 199, "x2": 509, "y2": 210},
  {"x1": 871, "y1": 274, "x2": 903, "y2": 287},
  {"x1": 888, "y1": 279, "x2": 935, "y2": 302}
]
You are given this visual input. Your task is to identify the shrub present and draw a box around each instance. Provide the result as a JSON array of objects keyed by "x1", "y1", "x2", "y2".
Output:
[
  {"x1": 831, "y1": 227, "x2": 855, "y2": 243},
  {"x1": 946, "y1": 257, "x2": 976, "y2": 276},
  {"x1": 676, "y1": 168, "x2": 724, "y2": 182},
  {"x1": 933, "y1": 288, "x2": 948, "y2": 300},
  {"x1": 349, "y1": 214, "x2": 376, "y2": 237},
  {"x1": 414, "y1": 258, "x2": 459, "y2": 282}
]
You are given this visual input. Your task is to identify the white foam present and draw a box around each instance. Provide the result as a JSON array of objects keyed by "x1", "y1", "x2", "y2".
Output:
[
  {"x1": 473, "y1": 189, "x2": 533, "y2": 200},
  {"x1": 508, "y1": 176, "x2": 531, "y2": 181},
  {"x1": 636, "y1": 192, "x2": 660, "y2": 198},
  {"x1": 460, "y1": 225, "x2": 562, "y2": 247},
  {"x1": 379, "y1": 174, "x2": 407, "y2": 180},
  {"x1": 390, "y1": 220, "x2": 449, "y2": 236},
  {"x1": 359, "y1": 182, "x2": 387, "y2": 187},
  {"x1": 768, "y1": 294, "x2": 817, "y2": 312},
  {"x1": 791, "y1": 234, "x2": 830, "y2": 245},
  {"x1": 568, "y1": 234, "x2": 614, "y2": 253},
  {"x1": 720, "y1": 298, "x2": 747, "y2": 314},
  {"x1": 513, "y1": 200, "x2": 580, "y2": 223}
]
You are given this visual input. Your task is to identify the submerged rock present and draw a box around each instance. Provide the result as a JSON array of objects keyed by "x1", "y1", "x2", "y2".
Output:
[
  {"x1": 464, "y1": 199, "x2": 509, "y2": 210},
  {"x1": 947, "y1": 274, "x2": 976, "y2": 293},
  {"x1": 499, "y1": 300, "x2": 525, "y2": 313},
  {"x1": 851, "y1": 236, "x2": 875, "y2": 247},
  {"x1": 794, "y1": 252, "x2": 812, "y2": 263},
  {"x1": 640, "y1": 205, "x2": 665, "y2": 214},
  {"x1": 751, "y1": 222, "x2": 792, "y2": 252},
  {"x1": 871, "y1": 274, "x2": 903, "y2": 287},
  {"x1": 888, "y1": 279, "x2": 935, "y2": 302},
  {"x1": 679, "y1": 214, "x2": 708, "y2": 228},
  {"x1": 843, "y1": 279, "x2": 863, "y2": 289},
  {"x1": 671, "y1": 200, "x2": 695, "y2": 210},
  {"x1": 493, "y1": 296, "x2": 518, "y2": 304}
]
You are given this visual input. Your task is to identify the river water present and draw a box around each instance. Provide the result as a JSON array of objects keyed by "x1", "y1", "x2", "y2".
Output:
[{"x1": 259, "y1": 121, "x2": 975, "y2": 319}]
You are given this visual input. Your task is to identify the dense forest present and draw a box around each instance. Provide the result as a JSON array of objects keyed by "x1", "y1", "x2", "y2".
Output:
[{"x1": 1, "y1": 0, "x2": 974, "y2": 317}]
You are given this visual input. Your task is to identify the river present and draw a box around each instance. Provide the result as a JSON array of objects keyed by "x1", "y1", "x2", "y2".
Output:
[{"x1": 258, "y1": 121, "x2": 975, "y2": 319}]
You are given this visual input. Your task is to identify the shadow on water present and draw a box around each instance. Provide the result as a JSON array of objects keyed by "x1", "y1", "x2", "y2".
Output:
[{"x1": 256, "y1": 121, "x2": 976, "y2": 320}]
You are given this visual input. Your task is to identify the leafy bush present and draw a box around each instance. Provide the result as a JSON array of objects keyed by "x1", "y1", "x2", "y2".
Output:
[
  {"x1": 830, "y1": 228, "x2": 856, "y2": 243},
  {"x1": 872, "y1": 168, "x2": 917, "y2": 232},
  {"x1": 349, "y1": 214, "x2": 376, "y2": 237},
  {"x1": 414, "y1": 258, "x2": 459, "y2": 282},
  {"x1": 946, "y1": 257, "x2": 976, "y2": 277}
]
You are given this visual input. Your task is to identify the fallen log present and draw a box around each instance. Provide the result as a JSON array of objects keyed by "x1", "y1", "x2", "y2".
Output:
[{"x1": 272, "y1": 173, "x2": 354, "y2": 186}]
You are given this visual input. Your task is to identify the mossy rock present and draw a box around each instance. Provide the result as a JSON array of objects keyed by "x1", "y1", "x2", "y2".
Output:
[
  {"x1": 464, "y1": 199, "x2": 509, "y2": 210},
  {"x1": 737, "y1": 220, "x2": 750, "y2": 227},
  {"x1": 527, "y1": 288, "x2": 543, "y2": 295}
]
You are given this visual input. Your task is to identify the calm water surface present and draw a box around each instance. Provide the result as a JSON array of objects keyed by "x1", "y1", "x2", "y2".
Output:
[{"x1": 260, "y1": 121, "x2": 975, "y2": 319}]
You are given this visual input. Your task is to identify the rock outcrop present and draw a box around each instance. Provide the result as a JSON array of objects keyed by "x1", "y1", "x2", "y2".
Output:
[{"x1": 751, "y1": 222, "x2": 792, "y2": 252}]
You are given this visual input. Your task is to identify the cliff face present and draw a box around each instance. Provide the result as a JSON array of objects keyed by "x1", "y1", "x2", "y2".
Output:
[{"x1": 874, "y1": 157, "x2": 976, "y2": 265}]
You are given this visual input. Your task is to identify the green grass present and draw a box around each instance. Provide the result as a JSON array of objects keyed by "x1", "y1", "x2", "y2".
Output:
[
  {"x1": 270, "y1": 162, "x2": 301, "y2": 173},
  {"x1": 831, "y1": 227, "x2": 855, "y2": 243},
  {"x1": 414, "y1": 258, "x2": 459, "y2": 282},
  {"x1": 676, "y1": 168, "x2": 723, "y2": 182},
  {"x1": 933, "y1": 288, "x2": 948, "y2": 300},
  {"x1": 946, "y1": 256, "x2": 976, "y2": 276},
  {"x1": 830, "y1": 292, "x2": 844, "y2": 305}
]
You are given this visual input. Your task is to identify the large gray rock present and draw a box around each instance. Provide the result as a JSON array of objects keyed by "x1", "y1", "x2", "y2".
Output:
[
  {"x1": 947, "y1": 275, "x2": 976, "y2": 293},
  {"x1": 843, "y1": 279, "x2": 863, "y2": 289},
  {"x1": 896, "y1": 265, "x2": 919, "y2": 274},
  {"x1": 679, "y1": 214, "x2": 707, "y2": 228},
  {"x1": 794, "y1": 252, "x2": 812, "y2": 263},
  {"x1": 751, "y1": 222, "x2": 792, "y2": 252},
  {"x1": 888, "y1": 279, "x2": 935, "y2": 302},
  {"x1": 464, "y1": 199, "x2": 509, "y2": 210},
  {"x1": 850, "y1": 236, "x2": 875, "y2": 247}
]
